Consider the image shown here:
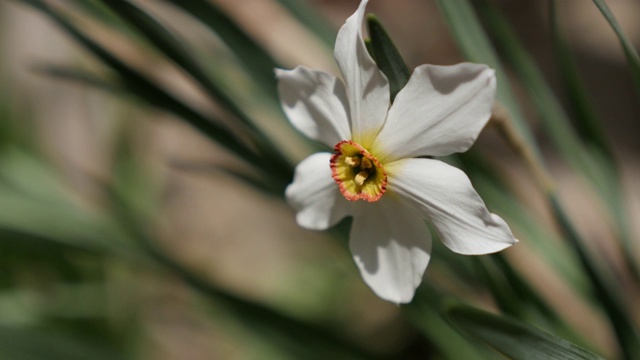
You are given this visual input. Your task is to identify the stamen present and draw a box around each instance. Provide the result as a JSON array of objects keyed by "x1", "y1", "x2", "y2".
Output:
[
  {"x1": 344, "y1": 156, "x2": 361, "y2": 167},
  {"x1": 355, "y1": 171, "x2": 369, "y2": 186},
  {"x1": 330, "y1": 140, "x2": 387, "y2": 202}
]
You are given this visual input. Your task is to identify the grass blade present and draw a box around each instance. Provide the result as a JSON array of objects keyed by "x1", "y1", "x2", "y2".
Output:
[
  {"x1": 12, "y1": 0, "x2": 264, "y2": 169},
  {"x1": 160, "y1": 0, "x2": 279, "y2": 98},
  {"x1": 99, "y1": 0, "x2": 259, "y2": 132},
  {"x1": 549, "y1": 0, "x2": 638, "y2": 278},
  {"x1": 591, "y1": 0, "x2": 640, "y2": 98},
  {"x1": 275, "y1": 0, "x2": 336, "y2": 47},
  {"x1": 549, "y1": 1, "x2": 612, "y2": 156},
  {"x1": 549, "y1": 195, "x2": 640, "y2": 360},
  {"x1": 448, "y1": 305, "x2": 605, "y2": 360},
  {"x1": 404, "y1": 287, "x2": 497, "y2": 360},
  {"x1": 0, "y1": 326, "x2": 128, "y2": 360},
  {"x1": 98, "y1": 0, "x2": 294, "y2": 187},
  {"x1": 32, "y1": 63, "x2": 122, "y2": 93}
]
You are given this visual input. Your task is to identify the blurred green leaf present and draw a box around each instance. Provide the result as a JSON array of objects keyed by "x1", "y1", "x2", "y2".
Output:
[
  {"x1": 549, "y1": 195, "x2": 640, "y2": 360},
  {"x1": 367, "y1": 15, "x2": 411, "y2": 102},
  {"x1": 404, "y1": 287, "x2": 498, "y2": 360},
  {"x1": 0, "y1": 326, "x2": 127, "y2": 360},
  {"x1": 68, "y1": 0, "x2": 134, "y2": 32},
  {"x1": 549, "y1": 0, "x2": 638, "y2": 278},
  {"x1": 160, "y1": 0, "x2": 279, "y2": 98},
  {"x1": 591, "y1": 0, "x2": 640, "y2": 98},
  {"x1": 460, "y1": 153, "x2": 589, "y2": 296},
  {"x1": 459, "y1": 154, "x2": 592, "y2": 349},
  {"x1": 13, "y1": 0, "x2": 266, "y2": 170},
  {"x1": 32, "y1": 64, "x2": 123, "y2": 95},
  {"x1": 447, "y1": 305, "x2": 605, "y2": 360},
  {"x1": 169, "y1": 159, "x2": 280, "y2": 195},
  {"x1": 474, "y1": 0, "x2": 609, "y2": 193},
  {"x1": 0, "y1": 284, "x2": 109, "y2": 325},
  {"x1": 0, "y1": 148, "x2": 133, "y2": 255},
  {"x1": 100, "y1": 0, "x2": 260, "y2": 133},
  {"x1": 549, "y1": 1, "x2": 611, "y2": 156},
  {"x1": 275, "y1": 0, "x2": 336, "y2": 47}
]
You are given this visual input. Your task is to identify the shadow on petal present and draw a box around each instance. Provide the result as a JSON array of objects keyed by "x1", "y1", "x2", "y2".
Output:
[{"x1": 348, "y1": 197, "x2": 432, "y2": 303}]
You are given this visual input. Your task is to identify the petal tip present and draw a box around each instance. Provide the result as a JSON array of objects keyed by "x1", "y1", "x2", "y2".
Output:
[{"x1": 274, "y1": 67, "x2": 288, "y2": 78}]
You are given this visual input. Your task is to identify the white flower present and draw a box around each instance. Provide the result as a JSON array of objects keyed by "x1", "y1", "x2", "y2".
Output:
[{"x1": 276, "y1": 0, "x2": 517, "y2": 304}]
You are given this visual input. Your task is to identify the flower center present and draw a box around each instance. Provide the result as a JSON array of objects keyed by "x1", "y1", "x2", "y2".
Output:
[{"x1": 330, "y1": 140, "x2": 387, "y2": 202}]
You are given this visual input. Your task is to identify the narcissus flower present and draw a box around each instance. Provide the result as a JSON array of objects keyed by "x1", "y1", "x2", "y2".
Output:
[{"x1": 276, "y1": 0, "x2": 516, "y2": 304}]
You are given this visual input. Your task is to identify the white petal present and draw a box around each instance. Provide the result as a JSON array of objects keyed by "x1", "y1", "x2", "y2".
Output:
[
  {"x1": 286, "y1": 152, "x2": 352, "y2": 230},
  {"x1": 374, "y1": 63, "x2": 496, "y2": 162},
  {"x1": 349, "y1": 197, "x2": 432, "y2": 304},
  {"x1": 387, "y1": 158, "x2": 516, "y2": 254},
  {"x1": 334, "y1": 0, "x2": 390, "y2": 147},
  {"x1": 276, "y1": 67, "x2": 351, "y2": 147}
]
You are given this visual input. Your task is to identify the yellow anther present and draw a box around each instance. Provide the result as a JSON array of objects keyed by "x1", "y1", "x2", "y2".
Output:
[
  {"x1": 344, "y1": 156, "x2": 361, "y2": 167},
  {"x1": 331, "y1": 140, "x2": 387, "y2": 202},
  {"x1": 355, "y1": 171, "x2": 369, "y2": 186}
]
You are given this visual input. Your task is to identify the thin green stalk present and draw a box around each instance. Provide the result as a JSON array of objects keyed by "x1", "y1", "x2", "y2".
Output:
[
  {"x1": 549, "y1": 0, "x2": 612, "y2": 156},
  {"x1": 591, "y1": 0, "x2": 640, "y2": 99},
  {"x1": 549, "y1": 195, "x2": 640, "y2": 360},
  {"x1": 549, "y1": 0, "x2": 638, "y2": 280}
]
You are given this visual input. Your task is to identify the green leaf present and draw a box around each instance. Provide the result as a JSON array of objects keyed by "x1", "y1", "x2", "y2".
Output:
[
  {"x1": 99, "y1": 0, "x2": 259, "y2": 132},
  {"x1": 0, "y1": 326, "x2": 128, "y2": 360},
  {"x1": 275, "y1": 0, "x2": 336, "y2": 47},
  {"x1": 160, "y1": 0, "x2": 279, "y2": 98},
  {"x1": 32, "y1": 64, "x2": 123, "y2": 94},
  {"x1": 98, "y1": 0, "x2": 293, "y2": 187},
  {"x1": 591, "y1": 0, "x2": 640, "y2": 99},
  {"x1": 169, "y1": 159, "x2": 280, "y2": 195},
  {"x1": 0, "y1": 148, "x2": 134, "y2": 255},
  {"x1": 474, "y1": 1, "x2": 598, "y2": 186},
  {"x1": 13, "y1": 0, "x2": 264, "y2": 169},
  {"x1": 459, "y1": 152, "x2": 590, "y2": 299},
  {"x1": 549, "y1": 0, "x2": 638, "y2": 278},
  {"x1": 404, "y1": 287, "x2": 497, "y2": 360},
  {"x1": 366, "y1": 15, "x2": 411, "y2": 102},
  {"x1": 448, "y1": 305, "x2": 605, "y2": 360},
  {"x1": 549, "y1": 1, "x2": 611, "y2": 156},
  {"x1": 549, "y1": 195, "x2": 640, "y2": 360}
]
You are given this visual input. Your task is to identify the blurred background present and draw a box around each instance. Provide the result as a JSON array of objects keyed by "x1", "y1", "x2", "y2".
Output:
[{"x1": 0, "y1": 0, "x2": 639, "y2": 359}]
